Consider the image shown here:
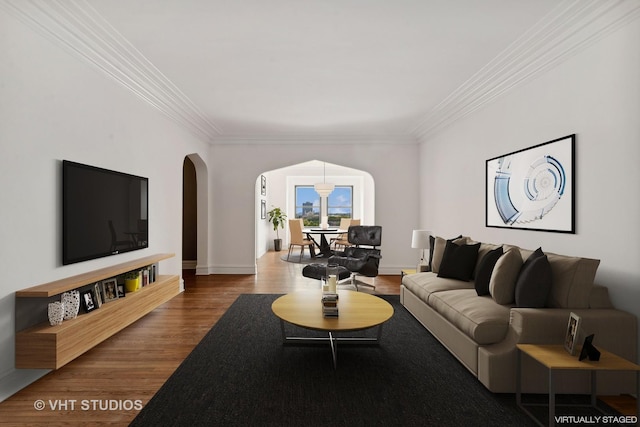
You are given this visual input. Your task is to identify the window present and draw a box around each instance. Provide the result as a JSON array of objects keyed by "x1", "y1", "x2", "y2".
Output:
[
  {"x1": 327, "y1": 186, "x2": 352, "y2": 226},
  {"x1": 295, "y1": 186, "x2": 320, "y2": 226},
  {"x1": 295, "y1": 185, "x2": 353, "y2": 227}
]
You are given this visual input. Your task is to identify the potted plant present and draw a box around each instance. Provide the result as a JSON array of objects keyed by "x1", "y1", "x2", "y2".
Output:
[
  {"x1": 267, "y1": 206, "x2": 287, "y2": 251},
  {"x1": 124, "y1": 271, "x2": 141, "y2": 293}
]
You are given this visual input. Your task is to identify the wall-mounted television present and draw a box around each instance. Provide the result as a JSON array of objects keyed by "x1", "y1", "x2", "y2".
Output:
[{"x1": 62, "y1": 160, "x2": 149, "y2": 265}]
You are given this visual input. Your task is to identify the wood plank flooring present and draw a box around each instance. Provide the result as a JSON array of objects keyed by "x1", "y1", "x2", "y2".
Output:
[{"x1": 0, "y1": 251, "x2": 635, "y2": 425}]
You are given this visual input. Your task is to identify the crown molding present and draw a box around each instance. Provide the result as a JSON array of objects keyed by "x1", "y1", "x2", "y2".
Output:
[
  {"x1": 410, "y1": 0, "x2": 640, "y2": 142},
  {"x1": 0, "y1": 0, "x2": 223, "y2": 142},
  {"x1": 210, "y1": 133, "x2": 418, "y2": 145}
]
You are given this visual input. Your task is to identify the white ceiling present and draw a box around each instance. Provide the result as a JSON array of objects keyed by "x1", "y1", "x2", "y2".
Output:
[{"x1": 4, "y1": 0, "x2": 638, "y2": 143}]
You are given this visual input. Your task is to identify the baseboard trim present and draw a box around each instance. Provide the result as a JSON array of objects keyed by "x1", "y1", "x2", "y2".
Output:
[
  {"x1": 182, "y1": 260, "x2": 197, "y2": 270},
  {"x1": 0, "y1": 368, "x2": 50, "y2": 403}
]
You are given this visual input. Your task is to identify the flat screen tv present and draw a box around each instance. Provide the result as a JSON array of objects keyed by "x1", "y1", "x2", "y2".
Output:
[{"x1": 62, "y1": 160, "x2": 148, "y2": 265}]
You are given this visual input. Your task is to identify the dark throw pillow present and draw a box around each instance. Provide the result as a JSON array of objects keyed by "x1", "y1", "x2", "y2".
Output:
[
  {"x1": 437, "y1": 240, "x2": 480, "y2": 281},
  {"x1": 474, "y1": 246, "x2": 504, "y2": 296},
  {"x1": 515, "y1": 254, "x2": 552, "y2": 308},
  {"x1": 522, "y1": 247, "x2": 544, "y2": 271}
]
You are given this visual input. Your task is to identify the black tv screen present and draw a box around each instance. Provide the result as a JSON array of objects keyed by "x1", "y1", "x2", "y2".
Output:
[{"x1": 62, "y1": 160, "x2": 148, "y2": 265}]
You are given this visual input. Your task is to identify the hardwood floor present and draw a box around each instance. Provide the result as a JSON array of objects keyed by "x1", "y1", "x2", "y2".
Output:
[
  {"x1": 0, "y1": 251, "x2": 635, "y2": 425},
  {"x1": 0, "y1": 251, "x2": 400, "y2": 426}
]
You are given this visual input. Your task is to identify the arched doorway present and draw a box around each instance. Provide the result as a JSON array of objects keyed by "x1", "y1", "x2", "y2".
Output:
[
  {"x1": 183, "y1": 154, "x2": 209, "y2": 277},
  {"x1": 255, "y1": 160, "x2": 374, "y2": 261}
]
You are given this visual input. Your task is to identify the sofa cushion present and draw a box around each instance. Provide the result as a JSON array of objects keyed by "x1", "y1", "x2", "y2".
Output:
[
  {"x1": 517, "y1": 248, "x2": 599, "y2": 308},
  {"x1": 437, "y1": 240, "x2": 481, "y2": 281},
  {"x1": 431, "y1": 235, "x2": 466, "y2": 273},
  {"x1": 428, "y1": 289, "x2": 511, "y2": 345},
  {"x1": 489, "y1": 248, "x2": 522, "y2": 304},
  {"x1": 402, "y1": 272, "x2": 473, "y2": 303},
  {"x1": 475, "y1": 246, "x2": 504, "y2": 296},
  {"x1": 515, "y1": 254, "x2": 552, "y2": 308},
  {"x1": 473, "y1": 242, "x2": 502, "y2": 278}
]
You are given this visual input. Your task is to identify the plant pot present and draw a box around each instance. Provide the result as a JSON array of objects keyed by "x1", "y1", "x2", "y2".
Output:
[
  {"x1": 274, "y1": 239, "x2": 282, "y2": 252},
  {"x1": 125, "y1": 277, "x2": 140, "y2": 293}
]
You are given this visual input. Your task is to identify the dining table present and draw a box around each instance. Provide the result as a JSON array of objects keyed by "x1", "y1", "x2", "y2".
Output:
[{"x1": 302, "y1": 227, "x2": 347, "y2": 258}]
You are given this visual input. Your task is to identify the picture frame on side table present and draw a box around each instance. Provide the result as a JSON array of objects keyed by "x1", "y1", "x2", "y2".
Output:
[
  {"x1": 81, "y1": 290, "x2": 97, "y2": 313},
  {"x1": 564, "y1": 312, "x2": 582, "y2": 356},
  {"x1": 102, "y1": 278, "x2": 119, "y2": 302},
  {"x1": 486, "y1": 134, "x2": 575, "y2": 233}
]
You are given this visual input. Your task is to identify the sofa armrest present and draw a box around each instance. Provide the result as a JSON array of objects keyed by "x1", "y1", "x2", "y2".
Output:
[{"x1": 510, "y1": 308, "x2": 637, "y2": 362}]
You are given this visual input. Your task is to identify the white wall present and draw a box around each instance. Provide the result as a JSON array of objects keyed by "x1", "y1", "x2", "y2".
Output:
[
  {"x1": 419, "y1": 19, "x2": 640, "y2": 346},
  {"x1": 208, "y1": 143, "x2": 419, "y2": 274},
  {"x1": 0, "y1": 12, "x2": 209, "y2": 400}
]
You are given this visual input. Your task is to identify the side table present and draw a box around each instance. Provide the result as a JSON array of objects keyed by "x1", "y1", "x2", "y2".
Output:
[
  {"x1": 400, "y1": 269, "x2": 416, "y2": 284},
  {"x1": 516, "y1": 344, "x2": 640, "y2": 426}
]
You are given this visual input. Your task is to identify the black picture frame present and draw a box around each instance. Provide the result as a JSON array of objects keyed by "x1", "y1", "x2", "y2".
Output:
[
  {"x1": 261, "y1": 175, "x2": 266, "y2": 196},
  {"x1": 81, "y1": 290, "x2": 97, "y2": 312},
  {"x1": 116, "y1": 283, "x2": 126, "y2": 298},
  {"x1": 261, "y1": 200, "x2": 266, "y2": 219},
  {"x1": 579, "y1": 334, "x2": 601, "y2": 361},
  {"x1": 486, "y1": 134, "x2": 575, "y2": 233}
]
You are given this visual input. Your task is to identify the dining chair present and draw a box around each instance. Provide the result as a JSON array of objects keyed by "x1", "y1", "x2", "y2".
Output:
[
  {"x1": 332, "y1": 219, "x2": 360, "y2": 250},
  {"x1": 330, "y1": 218, "x2": 351, "y2": 249},
  {"x1": 287, "y1": 219, "x2": 315, "y2": 262}
]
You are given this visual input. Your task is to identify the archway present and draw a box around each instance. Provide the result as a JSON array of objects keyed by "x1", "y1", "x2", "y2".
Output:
[
  {"x1": 255, "y1": 160, "x2": 375, "y2": 262},
  {"x1": 183, "y1": 154, "x2": 209, "y2": 277}
]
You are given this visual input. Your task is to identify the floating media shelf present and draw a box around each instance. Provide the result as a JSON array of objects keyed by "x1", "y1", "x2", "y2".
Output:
[{"x1": 15, "y1": 253, "x2": 180, "y2": 369}]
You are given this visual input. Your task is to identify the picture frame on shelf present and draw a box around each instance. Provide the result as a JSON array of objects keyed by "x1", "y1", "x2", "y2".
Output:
[
  {"x1": 94, "y1": 283, "x2": 103, "y2": 308},
  {"x1": 486, "y1": 134, "x2": 575, "y2": 233},
  {"x1": 81, "y1": 290, "x2": 97, "y2": 313},
  {"x1": 564, "y1": 312, "x2": 581, "y2": 356},
  {"x1": 102, "y1": 278, "x2": 119, "y2": 303},
  {"x1": 116, "y1": 283, "x2": 126, "y2": 298},
  {"x1": 261, "y1": 200, "x2": 266, "y2": 219},
  {"x1": 261, "y1": 175, "x2": 266, "y2": 196}
]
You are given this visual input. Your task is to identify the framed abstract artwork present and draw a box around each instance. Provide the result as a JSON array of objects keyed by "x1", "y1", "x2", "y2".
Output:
[{"x1": 486, "y1": 134, "x2": 575, "y2": 233}]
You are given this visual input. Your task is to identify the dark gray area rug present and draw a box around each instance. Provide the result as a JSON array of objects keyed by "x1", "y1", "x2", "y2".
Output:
[{"x1": 130, "y1": 294, "x2": 621, "y2": 427}]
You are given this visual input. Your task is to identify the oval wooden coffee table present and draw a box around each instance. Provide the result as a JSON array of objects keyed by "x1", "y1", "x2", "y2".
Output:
[{"x1": 271, "y1": 290, "x2": 394, "y2": 368}]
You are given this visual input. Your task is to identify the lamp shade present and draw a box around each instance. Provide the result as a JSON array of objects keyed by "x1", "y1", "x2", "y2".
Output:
[
  {"x1": 314, "y1": 182, "x2": 335, "y2": 197},
  {"x1": 411, "y1": 230, "x2": 431, "y2": 249}
]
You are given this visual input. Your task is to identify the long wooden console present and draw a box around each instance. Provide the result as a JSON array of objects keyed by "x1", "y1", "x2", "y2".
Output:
[{"x1": 15, "y1": 253, "x2": 181, "y2": 369}]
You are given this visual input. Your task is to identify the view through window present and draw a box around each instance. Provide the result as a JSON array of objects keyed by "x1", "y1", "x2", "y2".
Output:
[{"x1": 295, "y1": 186, "x2": 353, "y2": 226}]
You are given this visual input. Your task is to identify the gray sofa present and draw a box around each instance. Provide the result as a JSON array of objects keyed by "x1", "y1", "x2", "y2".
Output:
[{"x1": 400, "y1": 236, "x2": 638, "y2": 394}]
